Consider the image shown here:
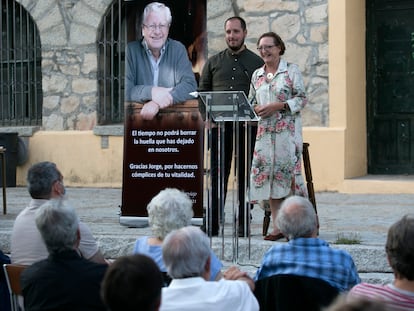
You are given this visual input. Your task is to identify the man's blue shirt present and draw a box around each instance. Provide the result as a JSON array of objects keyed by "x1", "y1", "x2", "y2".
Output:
[{"x1": 255, "y1": 237, "x2": 361, "y2": 291}]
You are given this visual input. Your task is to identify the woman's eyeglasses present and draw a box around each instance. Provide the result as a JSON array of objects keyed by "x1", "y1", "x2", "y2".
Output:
[{"x1": 257, "y1": 45, "x2": 276, "y2": 51}]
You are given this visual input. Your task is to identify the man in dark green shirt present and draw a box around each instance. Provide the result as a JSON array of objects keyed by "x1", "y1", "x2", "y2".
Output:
[{"x1": 199, "y1": 16, "x2": 264, "y2": 237}]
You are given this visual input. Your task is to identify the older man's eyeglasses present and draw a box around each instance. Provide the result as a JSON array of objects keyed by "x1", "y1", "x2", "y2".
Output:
[
  {"x1": 143, "y1": 24, "x2": 169, "y2": 32},
  {"x1": 257, "y1": 45, "x2": 276, "y2": 51}
]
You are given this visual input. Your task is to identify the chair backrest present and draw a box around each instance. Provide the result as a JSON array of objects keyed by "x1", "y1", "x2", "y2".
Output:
[
  {"x1": 254, "y1": 274, "x2": 340, "y2": 311},
  {"x1": 0, "y1": 251, "x2": 11, "y2": 311},
  {"x1": 3, "y1": 264, "x2": 27, "y2": 311}
]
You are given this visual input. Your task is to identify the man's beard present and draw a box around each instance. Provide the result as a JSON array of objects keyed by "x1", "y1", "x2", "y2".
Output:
[{"x1": 228, "y1": 40, "x2": 244, "y2": 52}]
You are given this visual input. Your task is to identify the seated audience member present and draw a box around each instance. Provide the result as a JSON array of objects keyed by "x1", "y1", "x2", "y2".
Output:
[
  {"x1": 21, "y1": 199, "x2": 108, "y2": 311},
  {"x1": 0, "y1": 250, "x2": 11, "y2": 311},
  {"x1": 348, "y1": 214, "x2": 414, "y2": 310},
  {"x1": 133, "y1": 188, "x2": 222, "y2": 282},
  {"x1": 11, "y1": 161, "x2": 106, "y2": 265},
  {"x1": 160, "y1": 226, "x2": 259, "y2": 311},
  {"x1": 255, "y1": 195, "x2": 360, "y2": 292},
  {"x1": 101, "y1": 254, "x2": 163, "y2": 311},
  {"x1": 326, "y1": 295, "x2": 389, "y2": 311}
]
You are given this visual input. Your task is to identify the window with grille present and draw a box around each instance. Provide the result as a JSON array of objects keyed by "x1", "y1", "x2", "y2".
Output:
[
  {"x1": 0, "y1": 0, "x2": 42, "y2": 126},
  {"x1": 97, "y1": 0, "x2": 206, "y2": 126},
  {"x1": 97, "y1": 0, "x2": 126, "y2": 125}
]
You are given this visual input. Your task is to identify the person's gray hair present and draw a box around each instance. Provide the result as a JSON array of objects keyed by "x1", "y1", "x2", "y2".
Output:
[
  {"x1": 142, "y1": 2, "x2": 172, "y2": 26},
  {"x1": 276, "y1": 195, "x2": 317, "y2": 240},
  {"x1": 35, "y1": 199, "x2": 79, "y2": 255},
  {"x1": 162, "y1": 226, "x2": 210, "y2": 279},
  {"x1": 148, "y1": 188, "x2": 193, "y2": 240},
  {"x1": 27, "y1": 161, "x2": 60, "y2": 199}
]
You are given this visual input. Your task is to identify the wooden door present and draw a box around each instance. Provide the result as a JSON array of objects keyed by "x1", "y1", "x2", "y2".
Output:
[{"x1": 367, "y1": 0, "x2": 414, "y2": 174}]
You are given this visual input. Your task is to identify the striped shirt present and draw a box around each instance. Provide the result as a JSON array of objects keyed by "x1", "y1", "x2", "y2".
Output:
[
  {"x1": 254, "y1": 238, "x2": 361, "y2": 291},
  {"x1": 348, "y1": 283, "x2": 414, "y2": 310}
]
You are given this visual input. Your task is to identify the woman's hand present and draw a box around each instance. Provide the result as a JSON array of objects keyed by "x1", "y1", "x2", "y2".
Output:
[{"x1": 255, "y1": 102, "x2": 281, "y2": 118}]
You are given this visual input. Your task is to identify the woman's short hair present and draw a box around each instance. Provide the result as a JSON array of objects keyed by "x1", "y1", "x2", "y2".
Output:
[
  {"x1": 257, "y1": 32, "x2": 286, "y2": 55},
  {"x1": 147, "y1": 188, "x2": 193, "y2": 240},
  {"x1": 385, "y1": 214, "x2": 414, "y2": 280}
]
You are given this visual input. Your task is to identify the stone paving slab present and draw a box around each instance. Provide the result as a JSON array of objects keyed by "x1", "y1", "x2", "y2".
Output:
[{"x1": 2, "y1": 187, "x2": 413, "y2": 284}]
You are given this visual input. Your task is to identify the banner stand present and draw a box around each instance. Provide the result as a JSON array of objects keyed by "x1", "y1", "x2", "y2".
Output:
[{"x1": 120, "y1": 100, "x2": 204, "y2": 227}]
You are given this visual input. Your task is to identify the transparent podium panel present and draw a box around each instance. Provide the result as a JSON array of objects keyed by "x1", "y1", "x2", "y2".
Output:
[
  {"x1": 197, "y1": 91, "x2": 258, "y2": 263},
  {"x1": 198, "y1": 91, "x2": 259, "y2": 122}
]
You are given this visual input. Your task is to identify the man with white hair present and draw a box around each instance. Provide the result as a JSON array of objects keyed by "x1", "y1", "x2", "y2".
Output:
[
  {"x1": 255, "y1": 195, "x2": 360, "y2": 292},
  {"x1": 125, "y1": 1, "x2": 197, "y2": 120},
  {"x1": 160, "y1": 226, "x2": 259, "y2": 311}
]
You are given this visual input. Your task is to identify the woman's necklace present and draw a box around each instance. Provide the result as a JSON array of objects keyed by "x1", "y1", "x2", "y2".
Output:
[
  {"x1": 265, "y1": 60, "x2": 280, "y2": 82},
  {"x1": 266, "y1": 72, "x2": 274, "y2": 81}
]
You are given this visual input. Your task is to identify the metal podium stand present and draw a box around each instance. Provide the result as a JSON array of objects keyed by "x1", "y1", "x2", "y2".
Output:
[{"x1": 198, "y1": 91, "x2": 259, "y2": 263}]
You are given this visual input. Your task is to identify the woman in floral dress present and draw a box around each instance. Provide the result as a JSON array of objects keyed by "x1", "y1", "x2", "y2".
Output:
[{"x1": 249, "y1": 32, "x2": 308, "y2": 241}]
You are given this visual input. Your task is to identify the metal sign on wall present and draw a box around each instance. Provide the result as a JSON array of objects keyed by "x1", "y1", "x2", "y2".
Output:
[{"x1": 120, "y1": 100, "x2": 204, "y2": 227}]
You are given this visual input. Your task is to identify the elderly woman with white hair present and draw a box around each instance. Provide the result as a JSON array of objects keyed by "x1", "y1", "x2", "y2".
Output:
[{"x1": 132, "y1": 188, "x2": 223, "y2": 284}]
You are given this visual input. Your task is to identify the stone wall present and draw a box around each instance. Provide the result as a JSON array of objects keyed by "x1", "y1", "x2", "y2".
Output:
[
  {"x1": 206, "y1": 0, "x2": 329, "y2": 126},
  {"x1": 17, "y1": 0, "x2": 328, "y2": 130},
  {"x1": 18, "y1": 0, "x2": 111, "y2": 130}
]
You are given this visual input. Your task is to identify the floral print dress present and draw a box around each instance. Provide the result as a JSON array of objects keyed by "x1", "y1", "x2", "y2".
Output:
[{"x1": 249, "y1": 59, "x2": 308, "y2": 202}]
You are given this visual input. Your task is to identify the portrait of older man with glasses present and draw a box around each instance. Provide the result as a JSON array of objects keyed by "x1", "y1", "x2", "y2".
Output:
[{"x1": 125, "y1": 2, "x2": 197, "y2": 120}]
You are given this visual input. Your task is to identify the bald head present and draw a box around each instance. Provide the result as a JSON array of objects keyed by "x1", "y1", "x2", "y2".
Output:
[{"x1": 276, "y1": 196, "x2": 318, "y2": 240}]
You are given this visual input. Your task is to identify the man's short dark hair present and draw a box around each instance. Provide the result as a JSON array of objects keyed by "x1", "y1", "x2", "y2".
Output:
[
  {"x1": 27, "y1": 162, "x2": 60, "y2": 199},
  {"x1": 101, "y1": 254, "x2": 163, "y2": 311},
  {"x1": 224, "y1": 16, "x2": 247, "y2": 31}
]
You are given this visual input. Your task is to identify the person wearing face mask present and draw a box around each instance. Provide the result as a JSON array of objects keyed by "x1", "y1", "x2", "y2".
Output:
[
  {"x1": 125, "y1": 2, "x2": 197, "y2": 120},
  {"x1": 10, "y1": 161, "x2": 106, "y2": 265},
  {"x1": 249, "y1": 32, "x2": 308, "y2": 241}
]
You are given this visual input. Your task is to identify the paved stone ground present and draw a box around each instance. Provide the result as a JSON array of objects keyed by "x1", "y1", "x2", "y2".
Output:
[{"x1": 2, "y1": 187, "x2": 413, "y2": 283}]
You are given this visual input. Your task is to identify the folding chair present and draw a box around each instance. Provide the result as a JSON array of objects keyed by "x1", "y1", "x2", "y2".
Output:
[{"x1": 3, "y1": 264, "x2": 27, "y2": 311}]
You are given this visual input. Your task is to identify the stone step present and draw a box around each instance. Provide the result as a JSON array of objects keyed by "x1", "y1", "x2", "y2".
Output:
[{"x1": 2, "y1": 187, "x2": 405, "y2": 286}]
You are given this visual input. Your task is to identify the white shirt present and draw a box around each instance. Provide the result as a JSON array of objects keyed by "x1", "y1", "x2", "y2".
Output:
[
  {"x1": 11, "y1": 199, "x2": 99, "y2": 265},
  {"x1": 160, "y1": 277, "x2": 259, "y2": 311}
]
